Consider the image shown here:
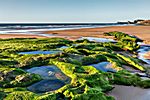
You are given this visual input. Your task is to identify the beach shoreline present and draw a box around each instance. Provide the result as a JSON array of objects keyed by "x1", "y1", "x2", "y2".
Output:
[
  {"x1": 44, "y1": 26, "x2": 150, "y2": 43},
  {"x1": 0, "y1": 26, "x2": 150, "y2": 44}
]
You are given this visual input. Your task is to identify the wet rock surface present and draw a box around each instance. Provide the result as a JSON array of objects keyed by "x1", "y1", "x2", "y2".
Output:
[{"x1": 122, "y1": 65, "x2": 141, "y2": 73}]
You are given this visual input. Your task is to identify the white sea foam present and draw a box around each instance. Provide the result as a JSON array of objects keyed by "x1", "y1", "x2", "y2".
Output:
[{"x1": 0, "y1": 24, "x2": 132, "y2": 37}]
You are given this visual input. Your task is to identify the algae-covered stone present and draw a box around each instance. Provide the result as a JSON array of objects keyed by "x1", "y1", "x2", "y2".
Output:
[
  {"x1": 0, "y1": 91, "x2": 6, "y2": 100},
  {"x1": 37, "y1": 93, "x2": 57, "y2": 100},
  {"x1": 4, "y1": 91, "x2": 38, "y2": 100},
  {"x1": 117, "y1": 54, "x2": 145, "y2": 71},
  {"x1": 0, "y1": 36, "x2": 149, "y2": 100},
  {"x1": 0, "y1": 68, "x2": 42, "y2": 88},
  {"x1": 104, "y1": 31, "x2": 142, "y2": 51}
]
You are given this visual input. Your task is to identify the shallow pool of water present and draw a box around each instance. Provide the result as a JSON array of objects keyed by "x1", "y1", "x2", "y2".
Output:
[
  {"x1": 89, "y1": 62, "x2": 116, "y2": 72},
  {"x1": 18, "y1": 50, "x2": 61, "y2": 55},
  {"x1": 78, "y1": 37, "x2": 116, "y2": 42},
  {"x1": 137, "y1": 45, "x2": 150, "y2": 64},
  {"x1": 59, "y1": 46, "x2": 69, "y2": 49},
  {"x1": 26, "y1": 65, "x2": 69, "y2": 82},
  {"x1": 108, "y1": 85, "x2": 150, "y2": 100},
  {"x1": 26, "y1": 65, "x2": 70, "y2": 93},
  {"x1": 27, "y1": 79, "x2": 65, "y2": 93}
]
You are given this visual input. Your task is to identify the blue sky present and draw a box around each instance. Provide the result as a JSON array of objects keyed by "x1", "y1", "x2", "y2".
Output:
[{"x1": 0, "y1": 0, "x2": 150, "y2": 23}]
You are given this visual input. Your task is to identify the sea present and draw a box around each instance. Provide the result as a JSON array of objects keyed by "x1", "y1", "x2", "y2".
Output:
[{"x1": 0, "y1": 23, "x2": 132, "y2": 37}]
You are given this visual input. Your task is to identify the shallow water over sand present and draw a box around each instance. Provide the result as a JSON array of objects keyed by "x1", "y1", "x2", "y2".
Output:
[
  {"x1": 19, "y1": 50, "x2": 61, "y2": 55},
  {"x1": 138, "y1": 45, "x2": 150, "y2": 64},
  {"x1": 78, "y1": 37, "x2": 116, "y2": 42},
  {"x1": 90, "y1": 62, "x2": 116, "y2": 72},
  {"x1": 108, "y1": 85, "x2": 150, "y2": 100}
]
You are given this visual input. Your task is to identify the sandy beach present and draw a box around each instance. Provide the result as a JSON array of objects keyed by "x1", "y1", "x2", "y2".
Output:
[
  {"x1": 0, "y1": 34, "x2": 46, "y2": 39},
  {"x1": 44, "y1": 26, "x2": 150, "y2": 42},
  {"x1": 0, "y1": 26, "x2": 150, "y2": 43}
]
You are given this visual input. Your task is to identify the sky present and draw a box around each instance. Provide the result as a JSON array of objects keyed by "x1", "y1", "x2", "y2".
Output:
[{"x1": 0, "y1": 0, "x2": 150, "y2": 23}]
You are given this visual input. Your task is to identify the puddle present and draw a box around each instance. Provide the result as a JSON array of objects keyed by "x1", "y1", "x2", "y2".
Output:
[
  {"x1": 26, "y1": 65, "x2": 69, "y2": 82},
  {"x1": 108, "y1": 85, "x2": 150, "y2": 100},
  {"x1": 18, "y1": 50, "x2": 61, "y2": 55},
  {"x1": 78, "y1": 37, "x2": 116, "y2": 42},
  {"x1": 26, "y1": 65, "x2": 70, "y2": 93},
  {"x1": 58, "y1": 46, "x2": 69, "y2": 49},
  {"x1": 137, "y1": 45, "x2": 150, "y2": 64},
  {"x1": 89, "y1": 62, "x2": 116, "y2": 72},
  {"x1": 0, "y1": 31, "x2": 56, "y2": 37},
  {"x1": 27, "y1": 79, "x2": 65, "y2": 93}
]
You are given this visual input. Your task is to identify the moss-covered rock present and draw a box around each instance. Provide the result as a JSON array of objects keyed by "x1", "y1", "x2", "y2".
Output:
[
  {"x1": 0, "y1": 36, "x2": 149, "y2": 100},
  {"x1": 0, "y1": 68, "x2": 42, "y2": 88},
  {"x1": 104, "y1": 31, "x2": 142, "y2": 51},
  {"x1": 4, "y1": 91, "x2": 38, "y2": 100},
  {"x1": 117, "y1": 54, "x2": 145, "y2": 71}
]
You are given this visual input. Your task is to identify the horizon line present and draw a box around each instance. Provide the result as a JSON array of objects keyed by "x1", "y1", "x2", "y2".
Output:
[{"x1": 0, "y1": 22, "x2": 117, "y2": 23}]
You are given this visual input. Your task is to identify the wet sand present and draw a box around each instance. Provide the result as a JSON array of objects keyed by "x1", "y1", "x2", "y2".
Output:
[
  {"x1": 0, "y1": 26, "x2": 150, "y2": 41},
  {"x1": 144, "y1": 51, "x2": 150, "y2": 59},
  {"x1": 0, "y1": 34, "x2": 46, "y2": 39},
  {"x1": 1, "y1": 26, "x2": 149, "y2": 62},
  {"x1": 108, "y1": 85, "x2": 150, "y2": 100},
  {"x1": 0, "y1": 26, "x2": 150, "y2": 43},
  {"x1": 44, "y1": 26, "x2": 150, "y2": 42}
]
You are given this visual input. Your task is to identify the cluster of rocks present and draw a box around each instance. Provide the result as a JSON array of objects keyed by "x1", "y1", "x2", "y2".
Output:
[{"x1": 117, "y1": 19, "x2": 150, "y2": 25}]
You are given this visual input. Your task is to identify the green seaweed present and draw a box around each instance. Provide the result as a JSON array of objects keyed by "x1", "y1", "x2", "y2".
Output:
[{"x1": 0, "y1": 36, "x2": 149, "y2": 100}]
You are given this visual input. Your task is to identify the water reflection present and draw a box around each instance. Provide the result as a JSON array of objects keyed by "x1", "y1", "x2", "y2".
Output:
[
  {"x1": 89, "y1": 62, "x2": 116, "y2": 72},
  {"x1": 19, "y1": 50, "x2": 61, "y2": 55},
  {"x1": 137, "y1": 46, "x2": 150, "y2": 64},
  {"x1": 78, "y1": 37, "x2": 116, "y2": 42},
  {"x1": 26, "y1": 65, "x2": 70, "y2": 93}
]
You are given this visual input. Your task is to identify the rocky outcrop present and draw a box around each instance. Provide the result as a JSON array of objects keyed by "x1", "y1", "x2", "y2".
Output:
[{"x1": 134, "y1": 19, "x2": 150, "y2": 25}]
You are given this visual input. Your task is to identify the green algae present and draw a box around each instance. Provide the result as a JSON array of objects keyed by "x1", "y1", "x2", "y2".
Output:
[
  {"x1": 0, "y1": 35, "x2": 149, "y2": 100},
  {"x1": 4, "y1": 91, "x2": 38, "y2": 100},
  {"x1": 0, "y1": 68, "x2": 42, "y2": 88},
  {"x1": 104, "y1": 31, "x2": 142, "y2": 51},
  {"x1": 117, "y1": 54, "x2": 145, "y2": 71},
  {"x1": 105, "y1": 70, "x2": 150, "y2": 88},
  {"x1": 104, "y1": 31, "x2": 143, "y2": 42},
  {"x1": 49, "y1": 60, "x2": 114, "y2": 99}
]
